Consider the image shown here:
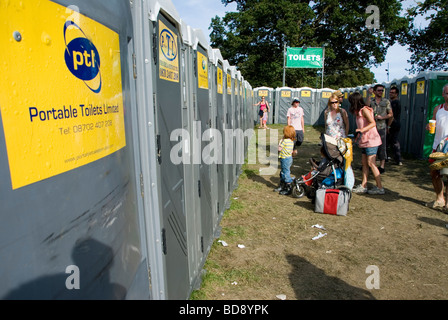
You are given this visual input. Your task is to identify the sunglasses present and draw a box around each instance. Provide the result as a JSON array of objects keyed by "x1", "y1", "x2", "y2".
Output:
[{"x1": 329, "y1": 101, "x2": 338, "y2": 104}]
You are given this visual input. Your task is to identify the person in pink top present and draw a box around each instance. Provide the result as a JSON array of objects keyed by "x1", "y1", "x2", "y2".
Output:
[
  {"x1": 254, "y1": 96, "x2": 270, "y2": 129},
  {"x1": 349, "y1": 92, "x2": 384, "y2": 195},
  {"x1": 287, "y1": 98, "x2": 305, "y2": 156}
]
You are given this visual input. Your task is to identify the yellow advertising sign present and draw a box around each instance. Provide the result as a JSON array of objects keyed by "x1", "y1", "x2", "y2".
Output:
[
  {"x1": 258, "y1": 90, "x2": 268, "y2": 97},
  {"x1": 401, "y1": 83, "x2": 408, "y2": 95},
  {"x1": 197, "y1": 51, "x2": 208, "y2": 89},
  {"x1": 301, "y1": 90, "x2": 311, "y2": 97},
  {"x1": 217, "y1": 67, "x2": 223, "y2": 94},
  {"x1": 227, "y1": 74, "x2": 232, "y2": 95},
  {"x1": 281, "y1": 91, "x2": 291, "y2": 98},
  {"x1": 416, "y1": 81, "x2": 425, "y2": 94},
  {"x1": 0, "y1": 0, "x2": 126, "y2": 189},
  {"x1": 159, "y1": 20, "x2": 179, "y2": 82},
  {"x1": 322, "y1": 91, "x2": 331, "y2": 99}
]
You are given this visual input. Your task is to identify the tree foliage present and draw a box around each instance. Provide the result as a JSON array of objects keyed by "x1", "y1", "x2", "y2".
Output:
[
  {"x1": 210, "y1": 0, "x2": 409, "y2": 88},
  {"x1": 406, "y1": 0, "x2": 448, "y2": 73}
]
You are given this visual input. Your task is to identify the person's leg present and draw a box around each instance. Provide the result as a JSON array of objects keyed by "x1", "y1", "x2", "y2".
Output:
[
  {"x1": 430, "y1": 169, "x2": 445, "y2": 205},
  {"x1": 377, "y1": 128, "x2": 387, "y2": 171},
  {"x1": 361, "y1": 153, "x2": 369, "y2": 187},
  {"x1": 295, "y1": 130, "x2": 304, "y2": 148},
  {"x1": 284, "y1": 157, "x2": 293, "y2": 183},
  {"x1": 391, "y1": 128, "x2": 402, "y2": 164},
  {"x1": 279, "y1": 157, "x2": 293, "y2": 195},
  {"x1": 367, "y1": 154, "x2": 382, "y2": 189}
]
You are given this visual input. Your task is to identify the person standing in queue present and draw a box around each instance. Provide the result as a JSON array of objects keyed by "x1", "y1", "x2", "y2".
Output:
[
  {"x1": 370, "y1": 84, "x2": 393, "y2": 174},
  {"x1": 287, "y1": 98, "x2": 304, "y2": 157},
  {"x1": 387, "y1": 86, "x2": 403, "y2": 166},
  {"x1": 425, "y1": 84, "x2": 448, "y2": 212},
  {"x1": 324, "y1": 92, "x2": 349, "y2": 139},
  {"x1": 350, "y1": 92, "x2": 384, "y2": 195},
  {"x1": 254, "y1": 96, "x2": 270, "y2": 129}
]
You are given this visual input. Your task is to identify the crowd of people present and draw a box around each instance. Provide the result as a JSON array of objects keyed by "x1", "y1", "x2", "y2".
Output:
[{"x1": 257, "y1": 84, "x2": 448, "y2": 209}]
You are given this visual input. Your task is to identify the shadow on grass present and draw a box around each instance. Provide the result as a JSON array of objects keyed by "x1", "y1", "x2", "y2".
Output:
[{"x1": 286, "y1": 254, "x2": 376, "y2": 300}]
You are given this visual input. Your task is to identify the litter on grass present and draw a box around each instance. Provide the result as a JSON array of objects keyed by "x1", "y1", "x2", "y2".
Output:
[
  {"x1": 312, "y1": 232, "x2": 327, "y2": 240},
  {"x1": 218, "y1": 240, "x2": 228, "y2": 247}
]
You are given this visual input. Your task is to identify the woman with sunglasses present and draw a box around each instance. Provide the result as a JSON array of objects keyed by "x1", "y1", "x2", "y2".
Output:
[{"x1": 324, "y1": 93, "x2": 349, "y2": 139}]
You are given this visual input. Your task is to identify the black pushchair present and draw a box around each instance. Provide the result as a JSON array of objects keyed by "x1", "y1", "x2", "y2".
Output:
[{"x1": 292, "y1": 133, "x2": 353, "y2": 200}]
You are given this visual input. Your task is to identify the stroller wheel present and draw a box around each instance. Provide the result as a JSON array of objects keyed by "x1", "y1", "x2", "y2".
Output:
[{"x1": 292, "y1": 185, "x2": 305, "y2": 198}]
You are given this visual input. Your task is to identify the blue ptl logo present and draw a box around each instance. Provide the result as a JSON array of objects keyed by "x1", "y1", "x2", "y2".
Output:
[
  {"x1": 64, "y1": 21, "x2": 102, "y2": 93},
  {"x1": 160, "y1": 28, "x2": 177, "y2": 61}
]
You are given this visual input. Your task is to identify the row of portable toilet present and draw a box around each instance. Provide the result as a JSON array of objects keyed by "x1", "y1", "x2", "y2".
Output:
[
  {"x1": 0, "y1": 0, "x2": 255, "y2": 300},
  {"x1": 339, "y1": 70, "x2": 448, "y2": 159},
  {"x1": 253, "y1": 86, "x2": 338, "y2": 127}
]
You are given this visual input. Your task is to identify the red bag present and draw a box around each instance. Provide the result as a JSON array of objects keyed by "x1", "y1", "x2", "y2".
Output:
[{"x1": 314, "y1": 188, "x2": 351, "y2": 216}]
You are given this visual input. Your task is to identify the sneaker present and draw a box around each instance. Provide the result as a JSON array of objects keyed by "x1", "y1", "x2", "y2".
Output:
[
  {"x1": 367, "y1": 186, "x2": 385, "y2": 195},
  {"x1": 378, "y1": 167, "x2": 385, "y2": 174},
  {"x1": 353, "y1": 184, "x2": 367, "y2": 194}
]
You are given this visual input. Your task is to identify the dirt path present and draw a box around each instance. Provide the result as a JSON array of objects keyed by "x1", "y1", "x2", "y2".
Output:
[{"x1": 194, "y1": 125, "x2": 448, "y2": 300}]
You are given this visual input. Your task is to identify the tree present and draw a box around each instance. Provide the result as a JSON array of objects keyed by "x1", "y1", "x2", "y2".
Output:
[
  {"x1": 406, "y1": 0, "x2": 448, "y2": 73},
  {"x1": 210, "y1": 0, "x2": 409, "y2": 88}
]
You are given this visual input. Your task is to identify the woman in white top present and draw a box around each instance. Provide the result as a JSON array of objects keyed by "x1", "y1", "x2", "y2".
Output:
[
  {"x1": 426, "y1": 84, "x2": 448, "y2": 211},
  {"x1": 324, "y1": 93, "x2": 349, "y2": 139}
]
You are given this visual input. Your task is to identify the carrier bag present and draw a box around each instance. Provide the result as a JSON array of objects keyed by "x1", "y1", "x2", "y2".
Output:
[{"x1": 314, "y1": 188, "x2": 351, "y2": 216}]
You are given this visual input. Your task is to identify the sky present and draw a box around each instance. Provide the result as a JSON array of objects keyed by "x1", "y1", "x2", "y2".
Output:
[{"x1": 171, "y1": 0, "x2": 429, "y2": 85}]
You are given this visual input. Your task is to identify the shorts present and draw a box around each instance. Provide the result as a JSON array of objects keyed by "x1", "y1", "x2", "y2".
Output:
[
  {"x1": 294, "y1": 130, "x2": 304, "y2": 149},
  {"x1": 258, "y1": 109, "x2": 264, "y2": 117},
  {"x1": 362, "y1": 146, "x2": 379, "y2": 156}
]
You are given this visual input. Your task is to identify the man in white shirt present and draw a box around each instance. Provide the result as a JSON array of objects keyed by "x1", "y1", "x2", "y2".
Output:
[{"x1": 287, "y1": 98, "x2": 305, "y2": 156}]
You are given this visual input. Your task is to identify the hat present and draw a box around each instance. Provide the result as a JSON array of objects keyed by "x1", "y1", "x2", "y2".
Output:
[
  {"x1": 334, "y1": 90, "x2": 343, "y2": 97},
  {"x1": 291, "y1": 98, "x2": 300, "y2": 104}
]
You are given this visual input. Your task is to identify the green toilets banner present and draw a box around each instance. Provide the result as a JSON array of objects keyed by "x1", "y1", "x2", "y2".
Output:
[{"x1": 286, "y1": 47, "x2": 323, "y2": 68}]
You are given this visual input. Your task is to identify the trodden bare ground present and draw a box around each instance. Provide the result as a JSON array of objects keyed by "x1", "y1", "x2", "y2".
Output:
[{"x1": 191, "y1": 124, "x2": 448, "y2": 300}]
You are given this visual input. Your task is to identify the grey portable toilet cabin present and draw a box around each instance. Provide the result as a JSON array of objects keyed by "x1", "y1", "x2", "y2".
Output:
[
  {"x1": 408, "y1": 71, "x2": 448, "y2": 159},
  {"x1": 228, "y1": 66, "x2": 238, "y2": 194},
  {"x1": 0, "y1": 0, "x2": 152, "y2": 299},
  {"x1": 179, "y1": 19, "x2": 204, "y2": 293},
  {"x1": 297, "y1": 87, "x2": 315, "y2": 125},
  {"x1": 339, "y1": 87, "x2": 355, "y2": 135},
  {"x1": 147, "y1": 0, "x2": 193, "y2": 299},
  {"x1": 396, "y1": 75, "x2": 415, "y2": 154},
  {"x1": 359, "y1": 85, "x2": 369, "y2": 104},
  {"x1": 210, "y1": 48, "x2": 226, "y2": 223},
  {"x1": 275, "y1": 87, "x2": 295, "y2": 124},
  {"x1": 191, "y1": 28, "x2": 217, "y2": 267},
  {"x1": 315, "y1": 88, "x2": 334, "y2": 126},
  {"x1": 235, "y1": 70, "x2": 244, "y2": 176},
  {"x1": 223, "y1": 59, "x2": 234, "y2": 206}
]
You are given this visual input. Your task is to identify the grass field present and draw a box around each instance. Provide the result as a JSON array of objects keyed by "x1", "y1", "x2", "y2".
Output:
[{"x1": 190, "y1": 124, "x2": 448, "y2": 300}]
